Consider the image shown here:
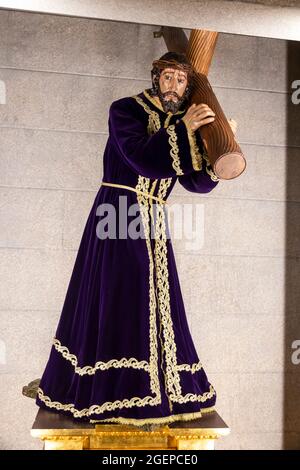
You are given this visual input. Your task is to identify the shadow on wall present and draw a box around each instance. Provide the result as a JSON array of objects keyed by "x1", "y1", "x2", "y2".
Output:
[{"x1": 285, "y1": 39, "x2": 300, "y2": 450}]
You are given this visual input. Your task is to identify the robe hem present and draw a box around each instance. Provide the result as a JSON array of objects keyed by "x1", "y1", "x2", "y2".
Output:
[{"x1": 89, "y1": 406, "x2": 216, "y2": 426}]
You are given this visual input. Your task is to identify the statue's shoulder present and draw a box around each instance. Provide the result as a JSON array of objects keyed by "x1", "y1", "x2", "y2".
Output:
[
  {"x1": 109, "y1": 95, "x2": 141, "y2": 115},
  {"x1": 109, "y1": 94, "x2": 150, "y2": 124}
]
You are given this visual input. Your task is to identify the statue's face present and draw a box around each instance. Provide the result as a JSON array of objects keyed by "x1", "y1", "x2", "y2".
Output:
[{"x1": 157, "y1": 67, "x2": 188, "y2": 113}]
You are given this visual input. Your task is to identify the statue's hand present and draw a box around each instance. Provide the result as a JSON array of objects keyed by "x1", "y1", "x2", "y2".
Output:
[
  {"x1": 228, "y1": 118, "x2": 238, "y2": 136},
  {"x1": 182, "y1": 103, "x2": 215, "y2": 132}
]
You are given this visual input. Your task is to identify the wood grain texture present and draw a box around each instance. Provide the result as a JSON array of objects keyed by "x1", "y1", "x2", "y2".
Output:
[
  {"x1": 160, "y1": 27, "x2": 246, "y2": 179},
  {"x1": 190, "y1": 70, "x2": 246, "y2": 179}
]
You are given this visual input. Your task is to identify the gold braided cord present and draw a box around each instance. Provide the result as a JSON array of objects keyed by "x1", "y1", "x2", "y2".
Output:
[{"x1": 101, "y1": 181, "x2": 167, "y2": 205}]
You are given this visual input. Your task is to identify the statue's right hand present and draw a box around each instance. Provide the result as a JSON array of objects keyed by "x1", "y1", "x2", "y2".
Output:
[{"x1": 182, "y1": 103, "x2": 215, "y2": 132}]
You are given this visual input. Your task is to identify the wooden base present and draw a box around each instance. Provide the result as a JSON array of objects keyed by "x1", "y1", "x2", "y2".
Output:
[{"x1": 31, "y1": 409, "x2": 230, "y2": 450}]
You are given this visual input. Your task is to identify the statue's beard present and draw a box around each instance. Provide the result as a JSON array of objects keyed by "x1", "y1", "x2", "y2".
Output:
[{"x1": 157, "y1": 87, "x2": 186, "y2": 114}]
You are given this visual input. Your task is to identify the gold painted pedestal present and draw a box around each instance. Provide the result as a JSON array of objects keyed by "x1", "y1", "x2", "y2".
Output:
[{"x1": 31, "y1": 409, "x2": 230, "y2": 450}]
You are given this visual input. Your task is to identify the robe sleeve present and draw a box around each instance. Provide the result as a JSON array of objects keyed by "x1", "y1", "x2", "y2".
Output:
[
  {"x1": 108, "y1": 98, "x2": 203, "y2": 179},
  {"x1": 177, "y1": 149, "x2": 220, "y2": 193},
  {"x1": 177, "y1": 125, "x2": 220, "y2": 193}
]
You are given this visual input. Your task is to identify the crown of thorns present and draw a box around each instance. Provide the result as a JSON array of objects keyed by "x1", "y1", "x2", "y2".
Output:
[{"x1": 151, "y1": 58, "x2": 196, "y2": 78}]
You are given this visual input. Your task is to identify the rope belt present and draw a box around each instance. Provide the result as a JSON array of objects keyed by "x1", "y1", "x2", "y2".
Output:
[{"x1": 101, "y1": 181, "x2": 167, "y2": 205}]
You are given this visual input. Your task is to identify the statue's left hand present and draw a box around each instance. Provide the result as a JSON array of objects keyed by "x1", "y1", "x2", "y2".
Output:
[{"x1": 228, "y1": 118, "x2": 238, "y2": 136}]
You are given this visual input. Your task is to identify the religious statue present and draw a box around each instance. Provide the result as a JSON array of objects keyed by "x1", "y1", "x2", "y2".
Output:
[{"x1": 34, "y1": 51, "x2": 237, "y2": 427}]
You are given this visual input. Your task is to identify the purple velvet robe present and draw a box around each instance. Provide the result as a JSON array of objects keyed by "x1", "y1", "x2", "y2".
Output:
[{"x1": 36, "y1": 88, "x2": 220, "y2": 426}]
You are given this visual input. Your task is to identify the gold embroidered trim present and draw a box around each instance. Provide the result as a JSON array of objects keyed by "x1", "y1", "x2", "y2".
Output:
[
  {"x1": 37, "y1": 387, "x2": 214, "y2": 422},
  {"x1": 37, "y1": 382, "x2": 215, "y2": 423},
  {"x1": 202, "y1": 149, "x2": 220, "y2": 182},
  {"x1": 135, "y1": 175, "x2": 161, "y2": 402},
  {"x1": 133, "y1": 93, "x2": 184, "y2": 177},
  {"x1": 154, "y1": 178, "x2": 183, "y2": 399},
  {"x1": 53, "y1": 338, "x2": 150, "y2": 376},
  {"x1": 132, "y1": 95, "x2": 161, "y2": 135},
  {"x1": 37, "y1": 387, "x2": 159, "y2": 418},
  {"x1": 151, "y1": 178, "x2": 174, "y2": 412},
  {"x1": 149, "y1": 179, "x2": 158, "y2": 197},
  {"x1": 53, "y1": 338, "x2": 202, "y2": 375},
  {"x1": 89, "y1": 406, "x2": 216, "y2": 426},
  {"x1": 147, "y1": 178, "x2": 174, "y2": 412},
  {"x1": 164, "y1": 113, "x2": 173, "y2": 128},
  {"x1": 166, "y1": 124, "x2": 184, "y2": 176},
  {"x1": 153, "y1": 179, "x2": 216, "y2": 405},
  {"x1": 176, "y1": 362, "x2": 203, "y2": 374},
  {"x1": 149, "y1": 179, "x2": 158, "y2": 233},
  {"x1": 169, "y1": 384, "x2": 216, "y2": 404},
  {"x1": 182, "y1": 121, "x2": 203, "y2": 171}
]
